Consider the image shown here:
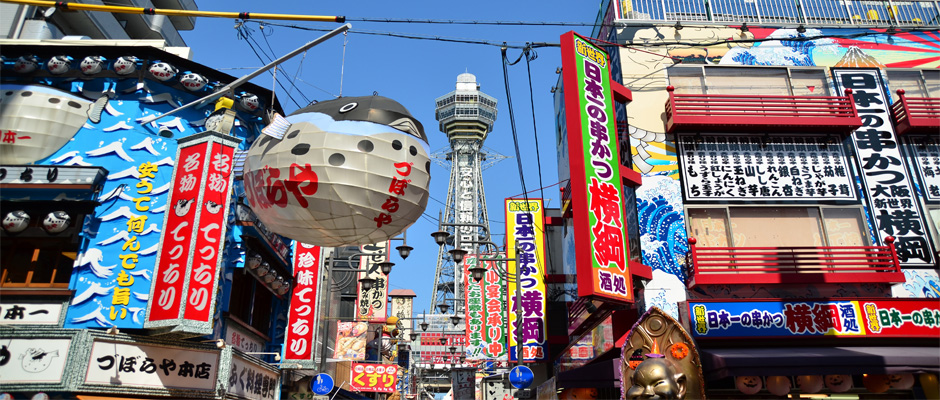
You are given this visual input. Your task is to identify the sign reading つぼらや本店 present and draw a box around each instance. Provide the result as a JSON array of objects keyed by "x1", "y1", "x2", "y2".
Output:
[
  {"x1": 687, "y1": 299, "x2": 940, "y2": 339},
  {"x1": 559, "y1": 31, "x2": 634, "y2": 304}
]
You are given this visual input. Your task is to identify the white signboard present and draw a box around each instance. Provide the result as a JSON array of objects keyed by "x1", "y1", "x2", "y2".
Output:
[
  {"x1": 909, "y1": 138, "x2": 940, "y2": 203},
  {"x1": 84, "y1": 340, "x2": 218, "y2": 390},
  {"x1": 0, "y1": 302, "x2": 62, "y2": 325},
  {"x1": 226, "y1": 323, "x2": 264, "y2": 354},
  {"x1": 225, "y1": 355, "x2": 280, "y2": 400},
  {"x1": 0, "y1": 338, "x2": 70, "y2": 384},
  {"x1": 678, "y1": 134, "x2": 856, "y2": 201}
]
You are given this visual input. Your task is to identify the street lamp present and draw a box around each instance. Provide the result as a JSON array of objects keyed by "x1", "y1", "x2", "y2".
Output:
[
  {"x1": 437, "y1": 303, "x2": 450, "y2": 314},
  {"x1": 410, "y1": 332, "x2": 419, "y2": 341},
  {"x1": 439, "y1": 336, "x2": 447, "y2": 345},
  {"x1": 378, "y1": 261, "x2": 395, "y2": 275},
  {"x1": 449, "y1": 314, "x2": 462, "y2": 327},
  {"x1": 468, "y1": 265, "x2": 487, "y2": 282},
  {"x1": 430, "y1": 230, "x2": 449, "y2": 246},
  {"x1": 420, "y1": 321, "x2": 429, "y2": 331},
  {"x1": 448, "y1": 248, "x2": 467, "y2": 264},
  {"x1": 358, "y1": 276, "x2": 376, "y2": 291}
]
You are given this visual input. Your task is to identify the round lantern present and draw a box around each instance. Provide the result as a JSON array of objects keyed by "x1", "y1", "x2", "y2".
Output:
[
  {"x1": 766, "y1": 376, "x2": 791, "y2": 396},
  {"x1": 14, "y1": 55, "x2": 39, "y2": 73},
  {"x1": 735, "y1": 376, "x2": 762, "y2": 395},
  {"x1": 47, "y1": 55, "x2": 71, "y2": 74},
  {"x1": 80, "y1": 56, "x2": 106, "y2": 75},
  {"x1": 41, "y1": 211, "x2": 71, "y2": 234},
  {"x1": 256, "y1": 262, "x2": 270, "y2": 276},
  {"x1": 797, "y1": 375, "x2": 824, "y2": 393},
  {"x1": 238, "y1": 92, "x2": 261, "y2": 112},
  {"x1": 180, "y1": 72, "x2": 208, "y2": 91},
  {"x1": 263, "y1": 270, "x2": 277, "y2": 283},
  {"x1": 2, "y1": 211, "x2": 30, "y2": 233},
  {"x1": 242, "y1": 95, "x2": 430, "y2": 246},
  {"x1": 889, "y1": 373, "x2": 915, "y2": 390},
  {"x1": 113, "y1": 56, "x2": 139, "y2": 75},
  {"x1": 270, "y1": 276, "x2": 285, "y2": 290},
  {"x1": 825, "y1": 374, "x2": 853, "y2": 392},
  {"x1": 246, "y1": 254, "x2": 263, "y2": 270},
  {"x1": 863, "y1": 374, "x2": 891, "y2": 393},
  {"x1": 921, "y1": 373, "x2": 939, "y2": 399},
  {"x1": 148, "y1": 61, "x2": 178, "y2": 81},
  {"x1": 276, "y1": 282, "x2": 290, "y2": 296}
]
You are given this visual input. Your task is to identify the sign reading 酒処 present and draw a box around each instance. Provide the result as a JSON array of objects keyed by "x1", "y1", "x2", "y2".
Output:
[
  {"x1": 283, "y1": 242, "x2": 322, "y2": 365},
  {"x1": 832, "y1": 69, "x2": 935, "y2": 267},
  {"x1": 559, "y1": 31, "x2": 634, "y2": 304},
  {"x1": 688, "y1": 299, "x2": 940, "y2": 338},
  {"x1": 506, "y1": 199, "x2": 547, "y2": 362}
]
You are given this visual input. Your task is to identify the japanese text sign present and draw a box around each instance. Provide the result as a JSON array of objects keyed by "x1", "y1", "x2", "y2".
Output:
[
  {"x1": 85, "y1": 340, "x2": 219, "y2": 390},
  {"x1": 284, "y1": 243, "x2": 322, "y2": 363},
  {"x1": 909, "y1": 138, "x2": 939, "y2": 203},
  {"x1": 559, "y1": 31, "x2": 634, "y2": 303},
  {"x1": 146, "y1": 132, "x2": 240, "y2": 335},
  {"x1": 464, "y1": 254, "x2": 509, "y2": 361},
  {"x1": 832, "y1": 69, "x2": 935, "y2": 266},
  {"x1": 357, "y1": 241, "x2": 389, "y2": 321},
  {"x1": 0, "y1": 302, "x2": 62, "y2": 325},
  {"x1": 506, "y1": 199, "x2": 547, "y2": 362},
  {"x1": 226, "y1": 354, "x2": 280, "y2": 400},
  {"x1": 688, "y1": 299, "x2": 940, "y2": 338},
  {"x1": 349, "y1": 362, "x2": 398, "y2": 393},
  {"x1": 334, "y1": 321, "x2": 368, "y2": 361}
]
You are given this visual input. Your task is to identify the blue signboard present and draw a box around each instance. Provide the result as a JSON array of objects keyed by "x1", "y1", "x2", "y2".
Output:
[
  {"x1": 311, "y1": 373, "x2": 334, "y2": 395},
  {"x1": 509, "y1": 365, "x2": 534, "y2": 389},
  {"x1": 688, "y1": 300, "x2": 865, "y2": 338}
]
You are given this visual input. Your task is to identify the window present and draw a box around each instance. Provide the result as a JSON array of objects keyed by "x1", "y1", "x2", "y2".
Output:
[
  {"x1": 686, "y1": 206, "x2": 868, "y2": 248},
  {"x1": 1, "y1": 209, "x2": 83, "y2": 288},
  {"x1": 886, "y1": 69, "x2": 940, "y2": 102},
  {"x1": 667, "y1": 66, "x2": 829, "y2": 96},
  {"x1": 229, "y1": 268, "x2": 274, "y2": 335}
]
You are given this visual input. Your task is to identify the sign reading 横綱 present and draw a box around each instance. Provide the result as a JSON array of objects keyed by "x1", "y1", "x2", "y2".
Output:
[
  {"x1": 677, "y1": 134, "x2": 857, "y2": 201},
  {"x1": 145, "y1": 131, "x2": 240, "y2": 336},
  {"x1": 463, "y1": 254, "x2": 508, "y2": 361},
  {"x1": 688, "y1": 299, "x2": 940, "y2": 338},
  {"x1": 559, "y1": 31, "x2": 634, "y2": 304},
  {"x1": 506, "y1": 199, "x2": 547, "y2": 362},
  {"x1": 832, "y1": 69, "x2": 935, "y2": 267},
  {"x1": 283, "y1": 242, "x2": 322, "y2": 365},
  {"x1": 357, "y1": 241, "x2": 389, "y2": 322}
]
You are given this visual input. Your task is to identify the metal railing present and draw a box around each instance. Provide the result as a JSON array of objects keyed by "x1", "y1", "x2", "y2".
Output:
[
  {"x1": 890, "y1": 89, "x2": 940, "y2": 135},
  {"x1": 620, "y1": 0, "x2": 940, "y2": 27}
]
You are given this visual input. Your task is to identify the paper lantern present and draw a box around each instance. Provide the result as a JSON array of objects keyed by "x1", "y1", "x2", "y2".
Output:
[
  {"x1": 41, "y1": 211, "x2": 71, "y2": 234},
  {"x1": 2, "y1": 211, "x2": 30, "y2": 233},
  {"x1": 766, "y1": 376, "x2": 791, "y2": 396},
  {"x1": 797, "y1": 375, "x2": 824, "y2": 393},
  {"x1": 863, "y1": 374, "x2": 891, "y2": 393},
  {"x1": 889, "y1": 373, "x2": 915, "y2": 390},
  {"x1": 735, "y1": 376, "x2": 762, "y2": 395},
  {"x1": 80, "y1": 56, "x2": 106, "y2": 75},
  {"x1": 149, "y1": 61, "x2": 177, "y2": 81},
  {"x1": 114, "y1": 56, "x2": 139, "y2": 75},
  {"x1": 246, "y1": 254, "x2": 263, "y2": 270},
  {"x1": 0, "y1": 84, "x2": 93, "y2": 164},
  {"x1": 243, "y1": 95, "x2": 430, "y2": 246},
  {"x1": 825, "y1": 374, "x2": 853, "y2": 392},
  {"x1": 276, "y1": 282, "x2": 290, "y2": 296},
  {"x1": 47, "y1": 55, "x2": 71, "y2": 74},
  {"x1": 180, "y1": 72, "x2": 207, "y2": 91},
  {"x1": 14, "y1": 55, "x2": 39, "y2": 73}
]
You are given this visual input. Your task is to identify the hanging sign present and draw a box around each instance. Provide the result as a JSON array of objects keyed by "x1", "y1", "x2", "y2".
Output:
[
  {"x1": 84, "y1": 340, "x2": 219, "y2": 390},
  {"x1": 464, "y1": 254, "x2": 509, "y2": 361},
  {"x1": 506, "y1": 199, "x2": 547, "y2": 362},
  {"x1": 283, "y1": 243, "x2": 322, "y2": 365},
  {"x1": 357, "y1": 241, "x2": 389, "y2": 322},
  {"x1": 349, "y1": 362, "x2": 398, "y2": 393}
]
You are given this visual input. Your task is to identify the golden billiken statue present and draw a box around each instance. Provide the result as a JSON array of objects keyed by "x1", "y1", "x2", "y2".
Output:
[{"x1": 626, "y1": 355, "x2": 687, "y2": 399}]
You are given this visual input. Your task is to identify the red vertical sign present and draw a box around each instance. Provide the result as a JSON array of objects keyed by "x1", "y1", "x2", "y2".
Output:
[{"x1": 284, "y1": 243, "x2": 321, "y2": 361}]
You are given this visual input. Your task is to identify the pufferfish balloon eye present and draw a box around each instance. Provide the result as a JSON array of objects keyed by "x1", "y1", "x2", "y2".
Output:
[{"x1": 242, "y1": 95, "x2": 431, "y2": 247}]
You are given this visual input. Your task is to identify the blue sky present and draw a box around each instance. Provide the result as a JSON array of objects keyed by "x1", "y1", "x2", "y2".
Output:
[{"x1": 179, "y1": 0, "x2": 603, "y2": 314}]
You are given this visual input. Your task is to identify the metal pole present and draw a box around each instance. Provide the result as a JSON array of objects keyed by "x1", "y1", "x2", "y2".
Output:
[
  {"x1": 318, "y1": 252, "x2": 336, "y2": 373},
  {"x1": 0, "y1": 0, "x2": 345, "y2": 22}
]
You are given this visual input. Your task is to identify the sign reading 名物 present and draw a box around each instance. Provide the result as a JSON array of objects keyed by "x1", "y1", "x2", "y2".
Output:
[
  {"x1": 357, "y1": 241, "x2": 389, "y2": 322},
  {"x1": 506, "y1": 199, "x2": 547, "y2": 362},
  {"x1": 349, "y1": 362, "x2": 397, "y2": 393},
  {"x1": 0, "y1": 338, "x2": 71, "y2": 384},
  {"x1": 284, "y1": 242, "x2": 322, "y2": 364},
  {"x1": 84, "y1": 340, "x2": 219, "y2": 390},
  {"x1": 559, "y1": 31, "x2": 634, "y2": 304},
  {"x1": 225, "y1": 323, "x2": 264, "y2": 354},
  {"x1": 0, "y1": 302, "x2": 62, "y2": 325},
  {"x1": 463, "y1": 254, "x2": 509, "y2": 361},
  {"x1": 677, "y1": 134, "x2": 856, "y2": 201},
  {"x1": 225, "y1": 354, "x2": 280, "y2": 400},
  {"x1": 146, "y1": 132, "x2": 240, "y2": 335},
  {"x1": 688, "y1": 299, "x2": 940, "y2": 338},
  {"x1": 832, "y1": 69, "x2": 935, "y2": 267}
]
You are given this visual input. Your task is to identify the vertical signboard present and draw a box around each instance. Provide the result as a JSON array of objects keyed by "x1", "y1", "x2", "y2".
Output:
[
  {"x1": 559, "y1": 31, "x2": 634, "y2": 303},
  {"x1": 390, "y1": 294, "x2": 415, "y2": 333},
  {"x1": 832, "y1": 69, "x2": 935, "y2": 267},
  {"x1": 357, "y1": 241, "x2": 390, "y2": 322},
  {"x1": 464, "y1": 254, "x2": 508, "y2": 361},
  {"x1": 283, "y1": 243, "x2": 321, "y2": 365},
  {"x1": 506, "y1": 199, "x2": 547, "y2": 362},
  {"x1": 452, "y1": 368, "x2": 475, "y2": 400},
  {"x1": 145, "y1": 131, "x2": 240, "y2": 335}
]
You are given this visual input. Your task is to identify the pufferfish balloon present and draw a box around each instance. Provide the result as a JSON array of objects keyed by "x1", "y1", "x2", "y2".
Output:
[{"x1": 243, "y1": 95, "x2": 430, "y2": 247}]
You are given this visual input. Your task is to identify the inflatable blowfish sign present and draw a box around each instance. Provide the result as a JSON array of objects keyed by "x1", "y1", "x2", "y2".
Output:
[{"x1": 243, "y1": 95, "x2": 430, "y2": 247}]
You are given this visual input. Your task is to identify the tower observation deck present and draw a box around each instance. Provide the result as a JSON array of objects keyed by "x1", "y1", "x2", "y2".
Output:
[{"x1": 429, "y1": 73, "x2": 500, "y2": 319}]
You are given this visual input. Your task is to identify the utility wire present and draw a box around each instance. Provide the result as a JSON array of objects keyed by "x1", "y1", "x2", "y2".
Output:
[{"x1": 236, "y1": 25, "x2": 308, "y2": 108}]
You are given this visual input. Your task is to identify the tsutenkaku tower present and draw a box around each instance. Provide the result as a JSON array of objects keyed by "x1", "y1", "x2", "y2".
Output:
[{"x1": 430, "y1": 73, "x2": 500, "y2": 317}]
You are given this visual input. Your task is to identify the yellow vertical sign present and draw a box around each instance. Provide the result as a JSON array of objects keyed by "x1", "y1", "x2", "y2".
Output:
[{"x1": 506, "y1": 199, "x2": 547, "y2": 362}]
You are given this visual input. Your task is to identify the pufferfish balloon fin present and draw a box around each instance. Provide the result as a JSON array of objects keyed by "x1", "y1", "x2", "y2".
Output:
[{"x1": 261, "y1": 112, "x2": 291, "y2": 140}]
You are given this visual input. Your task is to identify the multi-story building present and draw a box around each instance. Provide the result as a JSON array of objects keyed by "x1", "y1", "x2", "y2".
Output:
[{"x1": 550, "y1": 0, "x2": 939, "y2": 397}]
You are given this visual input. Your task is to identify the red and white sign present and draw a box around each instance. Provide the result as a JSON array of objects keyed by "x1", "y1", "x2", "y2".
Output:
[
  {"x1": 146, "y1": 132, "x2": 239, "y2": 334},
  {"x1": 349, "y1": 362, "x2": 398, "y2": 393},
  {"x1": 284, "y1": 243, "x2": 321, "y2": 361}
]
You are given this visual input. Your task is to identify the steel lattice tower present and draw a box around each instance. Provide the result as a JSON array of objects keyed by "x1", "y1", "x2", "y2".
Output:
[{"x1": 429, "y1": 73, "x2": 502, "y2": 317}]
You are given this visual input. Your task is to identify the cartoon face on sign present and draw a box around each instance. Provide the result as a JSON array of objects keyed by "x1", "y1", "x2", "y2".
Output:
[{"x1": 243, "y1": 95, "x2": 430, "y2": 247}]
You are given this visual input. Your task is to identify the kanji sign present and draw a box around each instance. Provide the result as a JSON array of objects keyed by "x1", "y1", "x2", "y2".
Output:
[
  {"x1": 357, "y1": 242, "x2": 389, "y2": 322},
  {"x1": 284, "y1": 243, "x2": 322, "y2": 363},
  {"x1": 688, "y1": 299, "x2": 940, "y2": 338},
  {"x1": 349, "y1": 362, "x2": 397, "y2": 393},
  {"x1": 506, "y1": 199, "x2": 547, "y2": 362},
  {"x1": 464, "y1": 254, "x2": 508, "y2": 361}
]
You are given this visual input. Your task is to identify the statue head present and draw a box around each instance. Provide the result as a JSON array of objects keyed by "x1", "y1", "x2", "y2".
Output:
[{"x1": 625, "y1": 357, "x2": 687, "y2": 399}]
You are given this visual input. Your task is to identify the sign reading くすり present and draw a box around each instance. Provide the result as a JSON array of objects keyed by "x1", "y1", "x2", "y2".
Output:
[{"x1": 349, "y1": 362, "x2": 397, "y2": 393}]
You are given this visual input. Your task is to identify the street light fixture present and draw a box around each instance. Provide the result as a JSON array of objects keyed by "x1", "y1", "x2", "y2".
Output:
[
  {"x1": 396, "y1": 244, "x2": 413, "y2": 260},
  {"x1": 448, "y1": 346, "x2": 457, "y2": 354},
  {"x1": 468, "y1": 265, "x2": 487, "y2": 282},
  {"x1": 439, "y1": 337, "x2": 448, "y2": 345},
  {"x1": 378, "y1": 261, "x2": 395, "y2": 275},
  {"x1": 410, "y1": 332, "x2": 419, "y2": 341},
  {"x1": 448, "y1": 248, "x2": 467, "y2": 263},
  {"x1": 420, "y1": 321, "x2": 429, "y2": 331},
  {"x1": 430, "y1": 230, "x2": 449, "y2": 246},
  {"x1": 437, "y1": 303, "x2": 450, "y2": 314},
  {"x1": 358, "y1": 276, "x2": 376, "y2": 291},
  {"x1": 449, "y1": 315, "x2": 462, "y2": 327}
]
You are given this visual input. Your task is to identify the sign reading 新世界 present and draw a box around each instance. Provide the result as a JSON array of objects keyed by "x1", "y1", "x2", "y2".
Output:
[
  {"x1": 688, "y1": 299, "x2": 940, "y2": 339},
  {"x1": 831, "y1": 69, "x2": 935, "y2": 267}
]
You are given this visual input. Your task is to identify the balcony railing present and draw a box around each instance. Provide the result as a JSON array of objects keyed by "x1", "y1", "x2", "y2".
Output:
[
  {"x1": 685, "y1": 237, "x2": 904, "y2": 288},
  {"x1": 620, "y1": 0, "x2": 940, "y2": 27},
  {"x1": 665, "y1": 86, "x2": 862, "y2": 134},
  {"x1": 890, "y1": 89, "x2": 940, "y2": 135}
]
